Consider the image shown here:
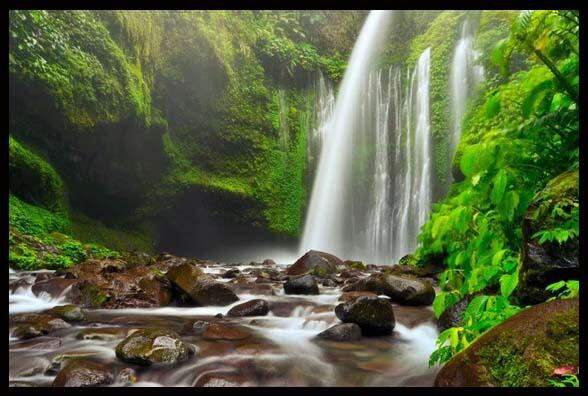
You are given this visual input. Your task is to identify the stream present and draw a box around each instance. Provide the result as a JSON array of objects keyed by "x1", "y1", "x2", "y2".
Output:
[{"x1": 9, "y1": 262, "x2": 440, "y2": 387}]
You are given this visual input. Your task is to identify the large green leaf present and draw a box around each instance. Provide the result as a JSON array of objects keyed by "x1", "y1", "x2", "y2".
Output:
[
  {"x1": 500, "y1": 272, "x2": 519, "y2": 298},
  {"x1": 460, "y1": 144, "x2": 481, "y2": 177},
  {"x1": 522, "y1": 79, "x2": 553, "y2": 118},
  {"x1": 490, "y1": 169, "x2": 508, "y2": 205},
  {"x1": 485, "y1": 93, "x2": 501, "y2": 118}
]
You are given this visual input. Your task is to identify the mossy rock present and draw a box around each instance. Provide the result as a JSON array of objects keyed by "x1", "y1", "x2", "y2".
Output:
[
  {"x1": 8, "y1": 136, "x2": 65, "y2": 212},
  {"x1": 115, "y1": 328, "x2": 193, "y2": 366},
  {"x1": 44, "y1": 305, "x2": 86, "y2": 323},
  {"x1": 343, "y1": 260, "x2": 366, "y2": 271},
  {"x1": 435, "y1": 298, "x2": 579, "y2": 387},
  {"x1": 515, "y1": 170, "x2": 579, "y2": 305}
]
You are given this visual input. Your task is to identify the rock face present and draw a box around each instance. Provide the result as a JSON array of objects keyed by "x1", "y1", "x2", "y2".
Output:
[
  {"x1": 52, "y1": 359, "x2": 114, "y2": 387},
  {"x1": 286, "y1": 250, "x2": 342, "y2": 276},
  {"x1": 435, "y1": 298, "x2": 579, "y2": 387},
  {"x1": 283, "y1": 274, "x2": 319, "y2": 295},
  {"x1": 316, "y1": 323, "x2": 362, "y2": 341},
  {"x1": 514, "y1": 171, "x2": 579, "y2": 305},
  {"x1": 115, "y1": 328, "x2": 193, "y2": 365},
  {"x1": 227, "y1": 299, "x2": 270, "y2": 317},
  {"x1": 343, "y1": 274, "x2": 435, "y2": 306},
  {"x1": 334, "y1": 296, "x2": 395, "y2": 336}
]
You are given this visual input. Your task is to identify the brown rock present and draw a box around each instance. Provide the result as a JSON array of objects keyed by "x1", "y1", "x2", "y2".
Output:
[
  {"x1": 52, "y1": 359, "x2": 114, "y2": 387},
  {"x1": 202, "y1": 323, "x2": 251, "y2": 340},
  {"x1": 435, "y1": 298, "x2": 579, "y2": 387}
]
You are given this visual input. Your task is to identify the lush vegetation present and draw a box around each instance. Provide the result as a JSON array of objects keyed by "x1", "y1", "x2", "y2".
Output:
[{"x1": 415, "y1": 10, "x2": 579, "y2": 367}]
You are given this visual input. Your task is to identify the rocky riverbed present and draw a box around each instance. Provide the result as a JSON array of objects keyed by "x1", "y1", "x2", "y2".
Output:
[{"x1": 9, "y1": 250, "x2": 442, "y2": 387}]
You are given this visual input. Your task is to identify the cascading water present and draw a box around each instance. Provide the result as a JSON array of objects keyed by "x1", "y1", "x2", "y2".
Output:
[
  {"x1": 300, "y1": 9, "x2": 435, "y2": 265},
  {"x1": 448, "y1": 21, "x2": 484, "y2": 180},
  {"x1": 300, "y1": 10, "x2": 394, "y2": 261},
  {"x1": 307, "y1": 71, "x2": 335, "y2": 181}
]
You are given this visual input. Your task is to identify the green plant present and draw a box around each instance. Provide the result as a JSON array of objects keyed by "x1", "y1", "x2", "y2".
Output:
[
  {"x1": 548, "y1": 374, "x2": 579, "y2": 387},
  {"x1": 545, "y1": 280, "x2": 579, "y2": 300},
  {"x1": 60, "y1": 240, "x2": 87, "y2": 263},
  {"x1": 9, "y1": 244, "x2": 39, "y2": 270},
  {"x1": 44, "y1": 254, "x2": 74, "y2": 269},
  {"x1": 430, "y1": 294, "x2": 523, "y2": 366}
]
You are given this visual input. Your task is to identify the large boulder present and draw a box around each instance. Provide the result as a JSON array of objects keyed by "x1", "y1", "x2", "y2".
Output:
[
  {"x1": 435, "y1": 298, "x2": 579, "y2": 387},
  {"x1": 286, "y1": 250, "x2": 342, "y2": 276},
  {"x1": 165, "y1": 263, "x2": 204, "y2": 294},
  {"x1": 283, "y1": 274, "x2": 319, "y2": 295},
  {"x1": 315, "y1": 323, "x2": 362, "y2": 341},
  {"x1": 379, "y1": 274, "x2": 435, "y2": 306},
  {"x1": 334, "y1": 296, "x2": 395, "y2": 336},
  {"x1": 115, "y1": 328, "x2": 193, "y2": 366},
  {"x1": 227, "y1": 299, "x2": 270, "y2": 317},
  {"x1": 167, "y1": 264, "x2": 237, "y2": 306},
  {"x1": 343, "y1": 274, "x2": 435, "y2": 306},
  {"x1": 52, "y1": 359, "x2": 114, "y2": 387},
  {"x1": 190, "y1": 278, "x2": 239, "y2": 306},
  {"x1": 514, "y1": 171, "x2": 579, "y2": 305}
]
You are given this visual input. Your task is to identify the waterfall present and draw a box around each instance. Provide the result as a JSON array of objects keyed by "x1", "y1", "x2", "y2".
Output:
[
  {"x1": 448, "y1": 21, "x2": 484, "y2": 179},
  {"x1": 300, "y1": 9, "x2": 436, "y2": 265},
  {"x1": 307, "y1": 71, "x2": 335, "y2": 178},
  {"x1": 300, "y1": 10, "x2": 394, "y2": 261}
]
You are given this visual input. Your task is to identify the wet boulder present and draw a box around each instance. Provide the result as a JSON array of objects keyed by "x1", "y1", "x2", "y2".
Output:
[
  {"x1": 52, "y1": 359, "x2": 114, "y2": 387},
  {"x1": 341, "y1": 274, "x2": 386, "y2": 294},
  {"x1": 190, "y1": 278, "x2": 239, "y2": 306},
  {"x1": 286, "y1": 250, "x2": 342, "y2": 276},
  {"x1": 283, "y1": 274, "x2": 319, "y2": 295},
  {"x1": 115, "y1": 328, "x2": 193, "y2": 366},
  {"x1": 262, "y1": 259, "x2": 277, "y2": 266},
  {"x1": 315, "y1": 323, "x2": 362, "y2": 341},
  {"x1": 514, "y1": 170, "x2": 579, "y2": 305},
  {"x1": 380, "y1": 274, "x2": 435, "y2": 306},
  {"x1": 435, "y1": 298, "x2": 579, "y2": 387},
  {"x1": 335, "y1": 296, "x2": 395, "y2": 336},
  {"x1": 165, "y1": 263, "x2": 204, "y2": 293},
  {"x1": 222, "y1": 268, "x2": 241, "y2": 279},
  {"x1": 11, "y1": 313, "x2": 71, "y2": 339},
  {"x1": 227, "y1": 299, "x2": 270, "y2": 317},
  {"x1": 44, "y1": 305, "x2": 85, "y2": 323}
]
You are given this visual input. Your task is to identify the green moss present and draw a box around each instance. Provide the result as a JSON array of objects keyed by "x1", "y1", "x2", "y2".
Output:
[
  {"x1": 9, "y1": 10, "x2": 153, "y2": 128},
  {"x1": 77, "y1": 283, "x2": 109, "y2": 308},
  {"x1": 9, "y1": 136, "x2": 65, "y2": 212},
  {"x1": 69, "y1": 210, "x2": 153, "y2": 254},
  {"x1": 9, "y1": 194, "x2": 69, "y2": 238},
  {"x1": 475, "y1": 303, "x2": 579, "y2": 386}
]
